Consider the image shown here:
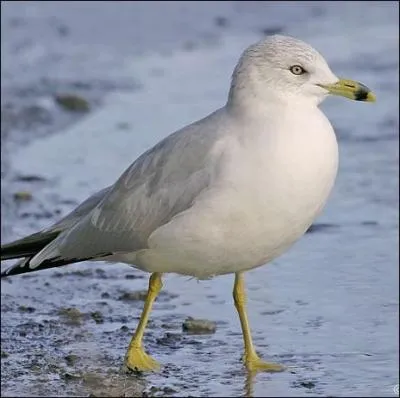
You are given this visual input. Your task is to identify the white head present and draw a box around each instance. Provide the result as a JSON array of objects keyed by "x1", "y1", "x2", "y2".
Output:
[{"x1": 228, "y1": 35, "x2": 375, "y2": 109}]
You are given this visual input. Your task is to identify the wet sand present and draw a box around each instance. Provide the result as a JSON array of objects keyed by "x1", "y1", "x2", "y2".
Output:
[{"x1": 1, "y1": 2, "x2": 399, "y2": 397}]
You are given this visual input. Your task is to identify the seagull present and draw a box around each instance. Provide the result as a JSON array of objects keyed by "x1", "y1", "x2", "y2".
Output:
[{"x1": 1, "y1": 35, "x2": 375, "y2": 373}]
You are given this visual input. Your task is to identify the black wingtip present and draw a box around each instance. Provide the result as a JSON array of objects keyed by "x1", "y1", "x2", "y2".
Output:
[
  {"x1": 1, "y1": 253, "x2": 113, "y2": 278},
  {"x1": 1, "y1": 231, "x2": 60, "y2": 261}
]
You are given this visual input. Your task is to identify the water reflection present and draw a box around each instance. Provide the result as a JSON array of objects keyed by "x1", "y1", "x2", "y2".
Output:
[{"x1": 244, "y1": 370, "x2": 257, "y2": 397}]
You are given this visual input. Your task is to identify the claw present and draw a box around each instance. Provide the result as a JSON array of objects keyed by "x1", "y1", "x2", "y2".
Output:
[{"x1": 124, "y1": 346, "x2": 161, "y2": 372}]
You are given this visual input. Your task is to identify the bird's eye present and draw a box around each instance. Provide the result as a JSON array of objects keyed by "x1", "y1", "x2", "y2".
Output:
[{"x1": 289, "y1": 65, "x2": 306, "y2": 75}]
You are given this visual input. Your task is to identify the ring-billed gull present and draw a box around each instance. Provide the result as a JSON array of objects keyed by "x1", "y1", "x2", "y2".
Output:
[{"x1": 1, "y1": 35, "x2": 375, "y2": 373}]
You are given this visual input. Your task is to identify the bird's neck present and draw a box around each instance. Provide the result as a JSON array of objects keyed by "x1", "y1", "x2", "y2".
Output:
[{"x1": 227, "y1": 88, "x2": 318, "y2": 122}]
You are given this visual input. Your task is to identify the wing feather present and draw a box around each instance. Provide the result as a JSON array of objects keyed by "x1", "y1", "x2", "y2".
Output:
[{"x1": 30, "y1": 109, "x2": 225, "y2": 266}]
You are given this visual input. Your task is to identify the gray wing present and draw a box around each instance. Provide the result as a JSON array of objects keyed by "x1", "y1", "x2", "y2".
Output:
[
  {"x1": 30, "y1": 109, "x2": 224, "y2": 266},
  {"x1": 48, "y1": 185, "x2": 113, "y2": 233}
]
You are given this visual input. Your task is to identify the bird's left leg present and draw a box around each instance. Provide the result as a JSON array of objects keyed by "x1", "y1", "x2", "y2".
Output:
[{"x1": 233, "y1": 272, "x2": 285, "y2": 373}]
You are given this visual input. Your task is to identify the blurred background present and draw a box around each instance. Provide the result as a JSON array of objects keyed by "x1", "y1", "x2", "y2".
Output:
[{"x1": 1, "y1": 1, "x2": 399, "y2": 397}]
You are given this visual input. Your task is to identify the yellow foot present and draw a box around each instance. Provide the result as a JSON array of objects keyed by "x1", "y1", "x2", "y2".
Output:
[
  {"x1": 124, "y1": 346, "x2": 161, "y2": 372},
  {"x1": 243, "y1": 353, "x2": 285, "y2": 373}
]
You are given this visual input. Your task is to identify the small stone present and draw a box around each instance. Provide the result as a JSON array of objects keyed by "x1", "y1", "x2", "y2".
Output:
[
  {"x1": 300, "y1": 381, "x2": 316, "y2": 389},
  {"x1": 124, "y1": 273, "x2": 143, "y2": 280},
  {"x1": 118, "y1": 291, "x2": 148, "y2": 301},
  {"x1": 69, "y1": 269, "x2": 93, "y2": 277},
  {"x1": 292, "y1": 379, "x2": 317, "y2": 389},
  {"x1": 182, "y1": 317, "x2": 217, "y2": 334},
  {"x1": 156, "y1": 332, "x2": 182, "y2": 347},
  {"x1": 14, "y1": 174, "x2": 47, "y2": 182},
  {"x1": 90, "y1": 311, "x2": 104, "y2": 324},
  {"x1": 58, "y1": 307, "x2": 84, "y2": 325},
  {"x1": 62, "y1": 372, "x2": 82, "y2": 380},
  {"x1": 18, "y1": 305, "x2": 36, "y2": 313},
  {"x1": 64, "y1": 354, "x2": 80, "y2": 366},
  {"x1": 13, "y1": 191, "x2": 33, "y2": 201},
  {"x1": 55, "y1": 94, "x2": 90, "y2": 112},
  {"x1": 47, "y1": 363, "x2": 62, "y2": 373}
]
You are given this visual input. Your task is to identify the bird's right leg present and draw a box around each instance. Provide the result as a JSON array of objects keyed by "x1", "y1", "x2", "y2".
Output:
[{"x1": 124, "y1": 272, "x2": 162, "y2": 372}]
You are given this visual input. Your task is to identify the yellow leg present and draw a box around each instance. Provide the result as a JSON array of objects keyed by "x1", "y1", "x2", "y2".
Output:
[
  {"x1": 124, "y1": 272, "x2": 162, "y2": 372},
  {"x1": 233, "y1": 272, "x2": 285, "y2": 373}
]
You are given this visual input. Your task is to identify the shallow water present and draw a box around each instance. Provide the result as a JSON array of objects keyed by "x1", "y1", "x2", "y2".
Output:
[{"x1": 1, "y1": 2, "x2": 399, "y2": 397}]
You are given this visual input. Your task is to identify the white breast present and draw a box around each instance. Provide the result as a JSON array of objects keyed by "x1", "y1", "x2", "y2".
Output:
[{"x1": 136, "y1": 107, "x2": 339, "y2": 278}]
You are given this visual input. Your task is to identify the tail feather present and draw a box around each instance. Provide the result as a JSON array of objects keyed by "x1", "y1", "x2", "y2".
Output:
[
  {"x1": 1, "y1": 254, "x2": 111, "y2": 278},
  {"x1": 1, "y1": 186, "x2": 113, "y2": 278},
  {"x1": 1, "y1": 230, "x2": 60, "y2": 261},
  {"x1": 0, "y1": 229, "x2": 78, "y2": 278},
  {"x1": 1, "y1": 227, "x2": 113, "y2": 278},
  {"x1": 2, "y1": 257, "x2": 33, "y2": 277}
]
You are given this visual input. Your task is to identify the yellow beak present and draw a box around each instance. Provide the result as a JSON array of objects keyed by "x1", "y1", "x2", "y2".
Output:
[{"x1": 318, "y1": 78, "x2": 376, "y2": 102}]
